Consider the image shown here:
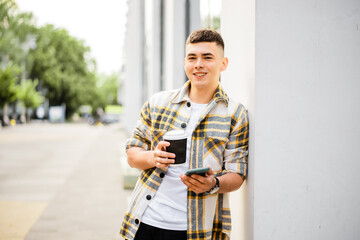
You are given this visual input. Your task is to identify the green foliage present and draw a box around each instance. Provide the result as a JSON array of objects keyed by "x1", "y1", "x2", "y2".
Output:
[
  {"x1": 105, "y1": 105, "x2": 123, "y2": 114},
  {"x1": 29, "y1": 24, "x2": 98, "y2": 117},
  {"x1": 98, "y1": 73, "x2": 120, "y2": 103},
  {"x1": 0, "y1": 0, "x2": 17, "y2": 32},
  {"x1": 1, "y1": 1, "x2": 122, "y2": 121},
  {"x1": 88, "y1": 73, "x2": 121, "y2": 114},
  {"x1": 16, "y1": 79, "x2": 44, "y2": 109},
  {"x1": 0, "y1": 63, "x2": 21, "y2": 107},
  {"x1": 0, "y1": 0, "x2": 36, "y2": 65},
  {"x1": 202, "y1": 16, "x2": 220, "y2": 31}
]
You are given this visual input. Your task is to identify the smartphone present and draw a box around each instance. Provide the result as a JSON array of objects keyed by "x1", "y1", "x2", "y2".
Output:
[{"x1": 185, "y1": 167, "x2": 210, "y2": 177}]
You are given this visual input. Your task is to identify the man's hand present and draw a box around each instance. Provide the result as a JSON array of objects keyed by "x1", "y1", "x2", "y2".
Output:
[
  {"x1": 126, "y1": 142, "x2": 175, "y2": 170},
  {"x1": 152, "y1": 141, "x2": 176, "y2": 170},
  {"x1": 180, "y1": 168, "x2": 216, "y2": 194}
]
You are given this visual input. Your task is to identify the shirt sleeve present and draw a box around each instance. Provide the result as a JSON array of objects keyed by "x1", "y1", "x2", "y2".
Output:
[
  {"x1": 125, "y1": 101, "x2": 152, "y2": 151},
  {"x1": 223, "y1": 104, "x2": 249, "y2": 180}
]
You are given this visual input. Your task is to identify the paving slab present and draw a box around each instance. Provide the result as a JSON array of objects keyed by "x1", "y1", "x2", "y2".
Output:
[{"x1": 0, "y1": 123, "x2": 133, "y2": 240}]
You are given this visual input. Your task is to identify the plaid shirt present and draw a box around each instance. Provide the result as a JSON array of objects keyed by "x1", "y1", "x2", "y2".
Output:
[{"x1": 120, "y1": 81, "x2": 249, "y2": 240}]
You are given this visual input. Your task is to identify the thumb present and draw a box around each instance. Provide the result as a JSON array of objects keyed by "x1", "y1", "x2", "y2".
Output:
[{"x1": 206, "y1": 167, "x2": 214, "y2": 176}]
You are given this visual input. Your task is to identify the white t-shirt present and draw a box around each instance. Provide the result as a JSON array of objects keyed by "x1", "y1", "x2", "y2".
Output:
[{"x1": 141, "y1": 101, "x2": 207, "y2": 230}]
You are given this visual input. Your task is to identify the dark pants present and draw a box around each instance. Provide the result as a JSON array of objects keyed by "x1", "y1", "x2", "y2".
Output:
[{"x1": 133, "y1": 222, "x2": 187, "y2": 240}]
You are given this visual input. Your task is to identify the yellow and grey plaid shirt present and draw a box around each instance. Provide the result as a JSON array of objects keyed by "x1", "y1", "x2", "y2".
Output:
[{"x1": 120, "y1": 81, "x2": 249, "y2": 240}]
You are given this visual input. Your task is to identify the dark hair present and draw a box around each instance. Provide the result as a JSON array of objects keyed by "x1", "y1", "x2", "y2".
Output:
[{"x1": 186, "y1": 29, "x2": 224, "y2": 51}]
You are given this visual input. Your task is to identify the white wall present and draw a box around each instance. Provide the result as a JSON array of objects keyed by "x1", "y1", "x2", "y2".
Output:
[
  {"x1": 221, "y1": 0, "x2": 255, "y2": 239},
  {"x1": 123, "y1": 0, "x2": 144, "y2": 134},
  {"x1": 144, "y1": 0, "x2": 162, "y2": 98},
  {"x1": 222, "y1": 0, "x2": 360, "y2": 239},
  {"x1": 163, "y1": 0, "x2": 186, "y2": 90}
]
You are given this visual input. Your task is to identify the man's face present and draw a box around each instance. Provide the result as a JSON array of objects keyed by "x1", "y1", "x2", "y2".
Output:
[{"x1": 184, "y1": 41, "x2": 228, "y2": 90}]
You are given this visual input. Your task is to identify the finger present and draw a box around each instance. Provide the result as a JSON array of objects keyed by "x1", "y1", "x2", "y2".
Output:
[
  {"x1": 182, "y1": 175, "x2": 205, "y2": 187},
  {"x1": 207, "y1": 167, "x2": 214, "y2": 176},
  {"x1": 180, "y1": 176, "x2": 207, "y2": 194},
  {"x1": 155, "y1": 157, "x2": 175, "y2": 165},
  {"x1": 181, "y1": 175, "x2": 212, "y2": 194},
  {"x1": 187, "y1": 174, "x2": 208, "y2": 184},
  {"x1": 162, "y1": 151, "x2": 176, "y2": 159},
  {"x1": 156, "y1": 163, "x2": 169, "y2": 170},
  {"x1": 180, "y1": 175, "x2": 194, "y2": 187},
  {"x1": 155, "y1": 158, "x2": 172, "y2": 169},
  {"x1": 188, "y1": 183, "x2": 206, "y2": 194},
  {"x1": 154, "y1": 156, "x2": 175, "y2": 170},
  {"x1": 156, "y1": 141, "x2": 170, "y2": 150},
  {"x1": 154, "y1": 148, "x2": 175, "y2": 159}
]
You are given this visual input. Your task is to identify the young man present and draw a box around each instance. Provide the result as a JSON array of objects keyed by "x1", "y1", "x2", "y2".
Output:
[{"x1": 120, "y1": 29, "x2": 249, "y2": 240}]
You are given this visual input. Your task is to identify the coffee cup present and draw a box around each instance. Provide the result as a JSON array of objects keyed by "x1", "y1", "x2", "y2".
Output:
[{"x1": 163, "y1": 130, "x2": 187, "y2": 165}]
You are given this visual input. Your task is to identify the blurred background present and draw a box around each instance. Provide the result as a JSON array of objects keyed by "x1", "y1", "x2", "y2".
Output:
[
  {"x1": 0, "y1": 0, "x2": 220, "y2": 127},
  {"x1": 0, "y1": 0, "x2": 221, "y2": 239},
  {"x1": 1, "y1": 0, "x2": 360, "y2": 240}
]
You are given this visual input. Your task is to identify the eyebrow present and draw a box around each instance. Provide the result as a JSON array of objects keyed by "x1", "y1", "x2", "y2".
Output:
[{"x1": 186, "y1": 52, "x2": 215, "y2": 57}]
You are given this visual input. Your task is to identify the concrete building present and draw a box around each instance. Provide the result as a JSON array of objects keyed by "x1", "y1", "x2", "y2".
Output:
[
  {"x1": 221, "y1": 0, "x2": 360, "y2": 239},
  {"x1": 122, "y1": 0, "x2": 200, "y2": 133}
]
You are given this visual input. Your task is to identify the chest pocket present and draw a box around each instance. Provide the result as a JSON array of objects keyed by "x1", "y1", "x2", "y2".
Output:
[{"x1": 203, "y1": 133, "x2": 228, "y2": 169}]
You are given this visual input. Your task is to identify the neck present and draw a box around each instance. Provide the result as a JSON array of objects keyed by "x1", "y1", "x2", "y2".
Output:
[{"x1": 189, "y1": 83, "x2": 218, "y2": 104}]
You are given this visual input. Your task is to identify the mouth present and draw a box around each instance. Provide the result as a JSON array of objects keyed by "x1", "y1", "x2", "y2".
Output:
[{"x1": 193, "y1": 72, "x2": 207, "y2": 77}]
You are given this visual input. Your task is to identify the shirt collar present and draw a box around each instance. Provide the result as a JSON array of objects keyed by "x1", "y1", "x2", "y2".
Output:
[{"x1": 171, "y1": 80, "x2": 229, "y2": 106}]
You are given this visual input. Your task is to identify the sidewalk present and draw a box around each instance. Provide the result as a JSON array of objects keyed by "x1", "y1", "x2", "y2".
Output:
[{"x1": 0, "y1": 123, "x2": 133, "y2": 240}]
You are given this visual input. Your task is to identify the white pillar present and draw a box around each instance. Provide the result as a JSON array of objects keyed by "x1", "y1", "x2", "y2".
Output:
[
  {"x1": 123, "y1": 0, "x2": 144, "y2": 134},
  {"x1": 221, "y1": 0, "x2": 255, "y2": 239},
  {"x1": 144, "y1": 0, "x2": 161, "y2": 97},
  {"x1": 163, "y1": 0, "x2": 186, "y2": 90},
  {"x1": 221, "y1": 0, "x2": 360, "y2": 239}
]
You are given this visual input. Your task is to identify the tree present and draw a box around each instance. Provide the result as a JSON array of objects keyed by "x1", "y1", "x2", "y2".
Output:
[
  {"x1": 1, "y1": 1, "x2": 113, "y2": 123},
  {"x1": 1, "y1": 0, "x2": 36, "y2": 65},
  {"x1": 0, "y1": 62, "x2": 20, "y2": 106},
  {"x1": 29, "y1": 24, "x2": 98, "y2": 118},
  {"x1": 97, "y1": 73, "x2": 121, "y2": 103},
  {"x1": 16, "y1": 78, "x2": 44, "y2": 122},
  {"x1": 0, "y1": 0, "x2": 17, "y2": 57},
  {"x1": 84, "y1": 72, "x2": 122, "y2": 116},
  {"x1": 1, "y1": 0, "x2": 36, "y2": 125},
  {"x1": 0, "y1": 63, "x2": 20, "y2": 125},
  {"x1": 202, "y1": 16, "x2": 220, "y2": 31}
]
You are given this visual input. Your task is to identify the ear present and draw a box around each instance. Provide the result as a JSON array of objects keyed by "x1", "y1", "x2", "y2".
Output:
[{"x1": 220, "y1": 57, "x2": 229, "y2": 72}]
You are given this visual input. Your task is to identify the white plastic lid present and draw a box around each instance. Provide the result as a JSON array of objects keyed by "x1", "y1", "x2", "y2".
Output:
[{"x1": 163, "y1": 129, "x2": 188, "y2": 140}]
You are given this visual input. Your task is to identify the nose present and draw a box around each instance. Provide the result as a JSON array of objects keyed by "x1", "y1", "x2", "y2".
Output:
[{"x1": 194, "y1": 58, "x2": 204, "y2": 68}]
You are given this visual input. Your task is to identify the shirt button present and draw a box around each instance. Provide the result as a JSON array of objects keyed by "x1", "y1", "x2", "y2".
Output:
[
  {"x1": 187, "y1": 102, "x2": 191, "y2": 107},
  {"x1": 135, "y1": 219, "x2": 140, "y2": 224},
  {"x1": 181, "y1": 123, "x2": 187, "y2": 128},
  {"x1": 160, "y1": 173, "x2": 165, "y2": 178},
  {"x1": 146, "y1": 195, "x2": 152, "y2": 200}
]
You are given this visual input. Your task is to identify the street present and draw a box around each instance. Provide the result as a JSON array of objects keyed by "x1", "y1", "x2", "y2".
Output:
[{"x1": 0, "y1": 123, "x2": 133, "y2": 240}]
